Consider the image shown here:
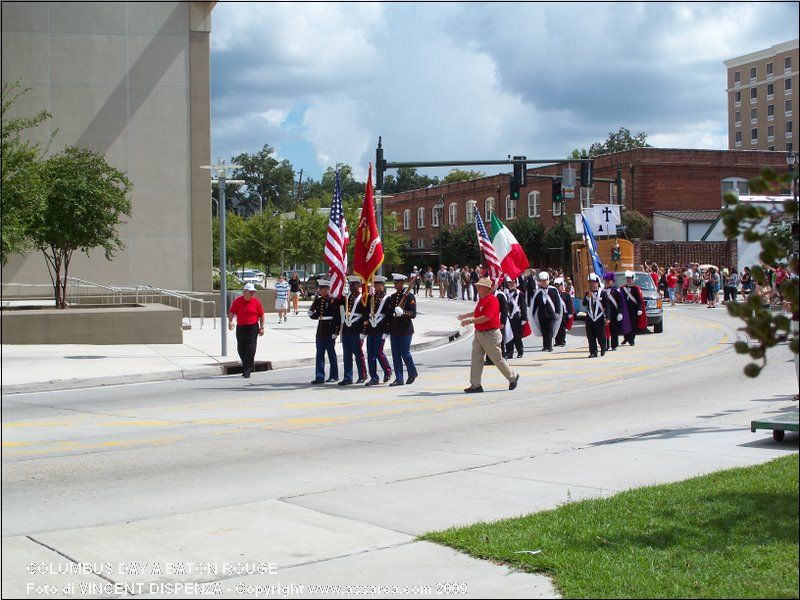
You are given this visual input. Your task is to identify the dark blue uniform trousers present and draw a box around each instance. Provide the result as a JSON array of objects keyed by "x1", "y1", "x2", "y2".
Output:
[
  {"x1": 342, "y1": 335, "x2": 367, "y2": 382},
  {"x1": 390, "y1": 335, "x2": 417, "y2": 383},
  {"x1": 315, "y1": 336, "x2": 338, "y2": 381},
  {"x1": 366, "y1": 334, "x2": 392, "y2": 382}
]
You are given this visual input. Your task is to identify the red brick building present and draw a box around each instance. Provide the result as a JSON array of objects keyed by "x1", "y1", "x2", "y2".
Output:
[{"x1": 384, "y1": 148, "x2": 789, "y2": 257}]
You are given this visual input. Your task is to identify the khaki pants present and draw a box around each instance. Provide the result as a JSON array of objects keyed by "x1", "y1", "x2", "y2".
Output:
[{"x1": 471, "y1": 329, "x2": 516, "y2": 387}]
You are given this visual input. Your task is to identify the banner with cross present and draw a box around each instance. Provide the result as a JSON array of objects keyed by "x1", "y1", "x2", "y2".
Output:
[{"x1": 575, "y1": 205, "x2": 622, "y2": 236}]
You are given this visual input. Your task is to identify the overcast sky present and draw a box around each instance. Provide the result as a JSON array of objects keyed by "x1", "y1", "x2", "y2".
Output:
[{"x1": 210, "y1": 2, "x2": 799, "y2": 181}]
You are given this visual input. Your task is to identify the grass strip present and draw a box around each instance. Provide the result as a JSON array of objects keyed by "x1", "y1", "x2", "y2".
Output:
[{"x1": 421, "y1": 454, "x2": 799, "y2": 598}]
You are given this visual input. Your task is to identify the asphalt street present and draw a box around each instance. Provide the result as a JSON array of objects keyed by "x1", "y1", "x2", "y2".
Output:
[{"x1": 2, "y1": 303, "x2": 798, "y2": 598}]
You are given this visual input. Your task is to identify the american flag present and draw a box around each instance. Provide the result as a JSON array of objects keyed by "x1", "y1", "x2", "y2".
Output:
[
  {"x1": 325, "y1": 171, "x2": 349, "y2": 297},
  {"x1": 474, "y1": 206, "x2": 502, "y2": 280}
]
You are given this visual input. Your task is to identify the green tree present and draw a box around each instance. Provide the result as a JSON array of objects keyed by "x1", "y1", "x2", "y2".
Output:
[
  {"x1": 436, "y1": 223, "x2": 479, "y2": 266},
  {"x1": 723, "y1": 166, "x2": 798, "y2": 377},
  {"x1": 570, "y1": 127, "x2": 651, "y2": 159},
  {"x1": 380, "y1": 211, "x2": 407, "y2": 270},
  {"x1": 767, "y1": 219, "x2": 792, "y2": 260},
  {"x1": 383, "y1": 166, "x2": 439, "y2": 193},
  {"x1": 1, "y1": 80, "x2": 52, "y2": 264},
  {"x1": 282, "y1": 203, "x2": 328, "y2": 268},
  {"x1": 442, "y1": 169, "x2": 485, "y2": 184},
  {"x1": 507, "y1": 217, "x2": 545, "y2": 265},
  {"x1": 229, "y1": 144, "x2": 296, "y2": 214},
  {"x1": 542, "y1": 219, "x2": 578, "y2": 268},
  {"x1": 622, "y1": 210, "x2": 652, "y2": 239},
  {"x1": 32, "y1": 147, "x2": 132, "y2": 308}
]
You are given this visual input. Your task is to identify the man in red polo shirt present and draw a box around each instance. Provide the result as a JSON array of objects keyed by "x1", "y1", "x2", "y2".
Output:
[
  {"x1": 228, "y1": 283, "x2": 265, "y2": 378},
  {"x1": 458, "y1": 277, "x2": 519, "y2": 393}
]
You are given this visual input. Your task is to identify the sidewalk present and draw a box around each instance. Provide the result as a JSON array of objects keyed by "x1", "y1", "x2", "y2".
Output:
[{"x1": 1, "y1": 296, "x2": 475, "y2": 395}]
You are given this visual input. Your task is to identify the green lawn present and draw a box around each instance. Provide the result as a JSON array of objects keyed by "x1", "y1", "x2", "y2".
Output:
[{"x1": 422, "y1": 454, "x2": 799, "y2": 599}]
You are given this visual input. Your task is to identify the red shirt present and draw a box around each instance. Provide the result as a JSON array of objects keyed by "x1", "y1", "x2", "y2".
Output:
[
  {"x1": 666, "y1": 273, "x2": 678, "y2": 289},
  {"x1": 650, "y1": 272, "x2": 660, "y2": 287},
  {"x1": 229, "y1": 295, "x2": 264, "y2": 326},
  {"x1": 474, "y1": 294, "x2": 501, "y2": 331}
]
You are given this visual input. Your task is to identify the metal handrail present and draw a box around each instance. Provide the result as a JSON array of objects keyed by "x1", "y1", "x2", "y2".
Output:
[{"x1": 126, "y1": 285, "x2": 216, "y2": 329}]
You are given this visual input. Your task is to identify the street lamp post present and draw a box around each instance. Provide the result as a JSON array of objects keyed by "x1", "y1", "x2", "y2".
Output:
[
  {"x1": 202, "y1": 159, "x2": 243, "y2": 357},
  {"x1": 435, "y1": 195, "x2": 445, "y2": 267}
]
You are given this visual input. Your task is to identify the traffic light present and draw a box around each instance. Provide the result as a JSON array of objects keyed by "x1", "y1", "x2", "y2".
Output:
[
  {"x1": 580, "y1": 160, "x2": 594, "y2": 188},
  {"x1": 510, "y1": 156, "x2": 526, "y2": 201},
  {"x1": 552, "y1": 179, "x2": 564, "y2": 203},
  {"x1": 510, "y1": 175, "x2": 521, "y2": 200}
]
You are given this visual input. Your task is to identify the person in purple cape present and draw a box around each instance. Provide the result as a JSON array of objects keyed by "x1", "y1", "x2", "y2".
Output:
[{"x1": 602, "y1": 272, "x2": 631, "y2": 351}]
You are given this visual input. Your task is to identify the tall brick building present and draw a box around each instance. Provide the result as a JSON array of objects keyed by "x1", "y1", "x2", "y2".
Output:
[{"x1": 384, "y1": 148, "x2": 789, "y2": 258}]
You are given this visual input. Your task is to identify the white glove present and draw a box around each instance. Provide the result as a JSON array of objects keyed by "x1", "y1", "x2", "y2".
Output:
[
  {"x1": 394, "y1": 307, "x2": 404, "y2": 317},
  {"x1": 637, "y1": 310, "x2": 642, "y2": 316},
  {"x1": 306, "y1": 310, "x2": 313, "y2": 317},
  {"x1": 331, "y1": 334, "x2": 337, "y2": 340},
  {"x1": 360, "y1": 334, "x2": 367, "y2": 341},
  {"x1": 617, "y1": 314, "x2": 623, "y2": 322}
]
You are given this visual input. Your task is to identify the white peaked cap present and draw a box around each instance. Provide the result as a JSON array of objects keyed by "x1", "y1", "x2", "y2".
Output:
[
  {"x1": 625, "y1": 270, "x2": 635, "y2": 278},
  {"x1": 538, "y1": 272, "x2": 550, "y2": 281},
  {"x1": 554, "y1": 277, "x2": 564, "y2": 285},
  {"x1": 588, "y1": 273, "x2": 601, "y2": 282}
]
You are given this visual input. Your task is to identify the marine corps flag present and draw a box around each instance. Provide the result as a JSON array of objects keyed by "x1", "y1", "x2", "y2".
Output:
[{"x1": 353, "y1": 163, "x2": 384, "y2": 303}]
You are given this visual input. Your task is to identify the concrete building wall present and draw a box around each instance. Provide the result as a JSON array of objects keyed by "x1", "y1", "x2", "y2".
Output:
[
  {"x1": 1, "y1": 1, "x2": 213, "y2": 294},
  {"x1": 653, "y1": 216, "x2": 685, "y2": 241}
]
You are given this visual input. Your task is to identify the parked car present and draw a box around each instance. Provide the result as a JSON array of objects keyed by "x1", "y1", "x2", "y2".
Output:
[
  {"x1": 235, "y1": 269, "x2": 264, "y2": 287},
  {"x1": 613, "y1": 271, "x2": 664, "y2": 333}
]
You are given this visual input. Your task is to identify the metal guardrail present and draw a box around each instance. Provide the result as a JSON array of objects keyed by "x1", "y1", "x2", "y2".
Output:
[{"x1": 3, "y1": 278, "x2": 216, "y2": 329}]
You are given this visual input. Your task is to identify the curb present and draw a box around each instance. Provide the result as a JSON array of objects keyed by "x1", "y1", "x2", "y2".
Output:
[{"x1": 2, "y1": 328, "x2": 471, "y2": 395}]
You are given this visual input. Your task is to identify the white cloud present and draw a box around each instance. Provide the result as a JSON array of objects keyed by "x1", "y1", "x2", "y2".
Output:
[{"x1": 210, "y1": 2, "x2": 799, "y2": 179}]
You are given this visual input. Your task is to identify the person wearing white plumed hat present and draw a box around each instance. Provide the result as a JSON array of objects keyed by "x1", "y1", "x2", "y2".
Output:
[{"x1": 528, "y1": 270, "x2": 564, "y2": 352}]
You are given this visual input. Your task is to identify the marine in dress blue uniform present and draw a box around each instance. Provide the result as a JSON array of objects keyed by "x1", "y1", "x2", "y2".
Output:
[
  {"x1": 339, "y1": 276, "x2": 369, "y2": 385},
  {"x1": 365, "y1": 275, "x2": 392, "y2": 386},
  {"x1": 307, "y1": 280, "x2": 341, "y2": 383},
  {"x1": 386, "y1": 274, "x2": 418, "y2": 386}
]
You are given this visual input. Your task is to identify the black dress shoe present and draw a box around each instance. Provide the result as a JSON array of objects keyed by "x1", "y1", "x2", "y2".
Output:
[
  {"x1": 406, "y1": 375, "x2": 416, "y2": 385},
  {"x1": 310, "y1": 379, "x2": 325, "y2": 384},
  {"x1": 389, "y1": 380, "x2": 404, "y2": 386},
  {"x1": 243, "y1": 373, "x2": 251, "y2": 379},
  {"x1": 325, "y1": 377, "x2": 338, "y2": 383},
  {"x1": 588, "y1": 353, "x2": 598, "y2": 358},
  {"x1": 509, "y1": 374, "x2": 519, "y2": 391},
  {"x1": 600, "y1": 350, "x2": 606, "y2": 356},
  {"x1": 337, "y1": 380, "x2": 352, "y2": 386},
  {"x1": 365, "y1": 379, "x2": 379, "y2": 386},
  {"x1": 540, "y1": 348, "x2": 549, "y2": 352},
  {"x1": 356, "y1": 378, "x2": 366, "y2": 384},
  {"x1": 464, "y1": 385, "x2": 484, "y2": 393},
  {"x1": 516, "y1": 353, "x2": 523, "y2": 358},
  {"x1": 383, "y1": 372, "x2": 392, "y2": 383}
]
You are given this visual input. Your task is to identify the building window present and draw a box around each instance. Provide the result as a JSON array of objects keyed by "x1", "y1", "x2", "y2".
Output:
[
  {"x1": 787, "y1": 121, "x2": 793, "y2": 137},
  {"x1": 448, "y1": 202, "x2": 457, "y2": 226},
  {"x1": 768, "y1": 125, "x2": 775, "y2": 141},
  {"x1": 580, "y1": 187, "x2": 593, "y2": 209},
  {"x1": 735, "y1": 131, "x2": 742, "y2": 143},
  {"x1": 786, "y1": 99, "x2": 793, "y2": 115},
  {"x1": 403, "y1": 209, "x2": 410, "y2": 230},
  {"x1": 768, "y1": 145, "x2": 776, "y2": 151},
  {"x1": 750, "y1": 88, "x2": 758, "y2": 102},
  {"x1": 417, "y1": 238, "x2": 425, "y2": 249},
  {"x1": 786, "y1": 56, "x2": 792, "y2": 72},
  {"x1": 734, "y1": 70, "x2": 741, "y2": 84},
  {"x1": 768, "y1": 104, "x2": 775, "y2": 120},
  {"x1": 734, "y1": 110, "x2": 741, "y2": 125},
  {"x1": 484, "y1": 197, "x2": 494, "y2": 221},
  {"x1": 767, "y1": 83, "x2": 774, "y2": 99},
  {"x1": 750, "y1": 107, "x2": 757, "y2": 123},
  {"x1": 466, "y1": 200, "x2": 476, "y2": 224},
  {"x1": 505, "y1": 194, "x2": 516, "y2": 220},
  {"x1": 417, "y1": 206, "x2": 425, "y2": 228},
  {"x1": 785, "y1": 78, "x2": 792, "y2": 94},
  {"x1": 751, "y1": 128, "x2": 758, "y2": 140},
  {"x1": 734, "y1": 90, "x2": 742, "y2": 104},
  {"x1": 721, "y1": 177, "x2": 749, "y2": 197},
  {"x1": 553, "y1": 195, "x2": 562, "y2": 216},
  {"x1": 767, "y1": 62, "x2": 774, "y2": 76},
  {"x1": 431, "y1": 205, "x2": 440, "y2": 227},
  {"x1": 750, "y1": 66, "x2": 757, "y2": 81},
  {"x1": 527, "y1": 191, "x2": 541, "y2": 218},
  {"x1": 787, "y1": 142, "x2": 793, "y2": 152}
]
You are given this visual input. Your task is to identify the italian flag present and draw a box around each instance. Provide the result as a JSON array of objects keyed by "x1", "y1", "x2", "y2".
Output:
[{"x1": 490, "y1": 213, "x2": 530, "y2": 279}]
